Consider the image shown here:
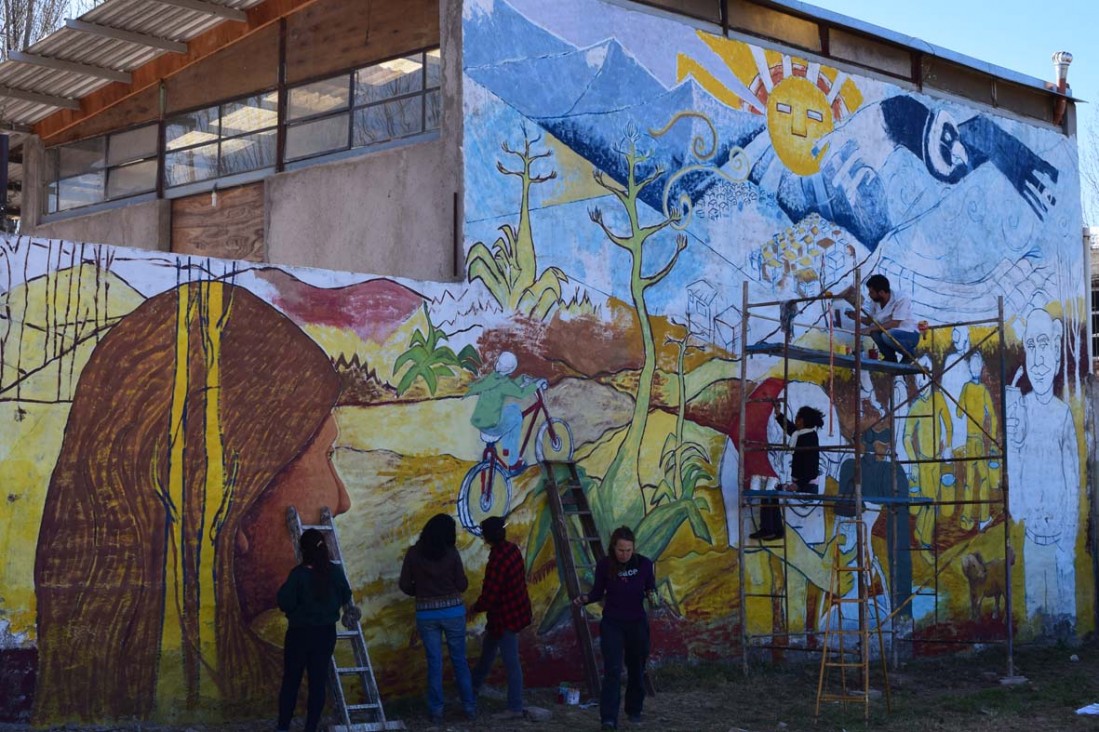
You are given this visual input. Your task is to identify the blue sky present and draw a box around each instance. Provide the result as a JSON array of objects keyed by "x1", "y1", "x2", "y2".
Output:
[{"x1": 807, "y1": 0, "x2": 1099, "y2": 223}]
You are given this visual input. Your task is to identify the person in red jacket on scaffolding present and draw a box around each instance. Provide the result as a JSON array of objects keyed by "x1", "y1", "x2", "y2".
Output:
[{"x1": 469, "y1": 515, "x2": 533, "y2": 718}]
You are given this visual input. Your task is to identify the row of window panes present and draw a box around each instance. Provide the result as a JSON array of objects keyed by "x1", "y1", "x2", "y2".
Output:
[
  {"x1": 164, "y1": 92, "x2": 279, "y2": 188},
  {"x1": 47, "y1": 124, "x2": 159, "y2": 213},
  {"x1": 284, "y1": 50, "x2": 440, "y2": 163},
  {"x1": 45, "y1": 49, "x2": 440, "y2": 214}
]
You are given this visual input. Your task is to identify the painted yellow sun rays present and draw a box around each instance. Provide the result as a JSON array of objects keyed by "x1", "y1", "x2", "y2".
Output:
[{"x1": 677, "y1": 31, "x2": 863, "y2": 176}]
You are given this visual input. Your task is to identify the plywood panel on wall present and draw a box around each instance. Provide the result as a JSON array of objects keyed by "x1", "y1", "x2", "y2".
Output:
[
  {"x1": 286, "y1": 0, "x2": 439, "y2": 85},
  {"x1": 166, "y1": 23, "x2": 280, "y2": 114},
  {"x1": 171, "y1": 183, "x2": 265, "y2": 261}
]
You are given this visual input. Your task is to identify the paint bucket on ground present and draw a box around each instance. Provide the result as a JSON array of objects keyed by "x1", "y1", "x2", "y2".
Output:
[{"x1": 567, "y1": 688, "x2": 580, "y2": 705}]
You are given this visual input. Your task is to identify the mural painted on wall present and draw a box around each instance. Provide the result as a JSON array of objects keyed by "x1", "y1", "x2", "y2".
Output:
[
  {"x1": 0, "y1": 0, "x2": 1089, "y2": 724},
  {"x1": 460, "y1": 0, "x2": 1089, "y2": 666}
]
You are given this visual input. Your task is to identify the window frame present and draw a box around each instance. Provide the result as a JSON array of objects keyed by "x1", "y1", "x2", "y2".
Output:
[
  {"x1": 41, "y1": 46, "x2": 442, "y2": 219},
  {"x1": 284, "y1": 47, "x2": 441, "y2": 165},
  {"x1": 45, "y1": 122, "x2": 160, "y2": 215},
  {"x1": 162, "y1": 89, "x2": 280, "y2": 190}
]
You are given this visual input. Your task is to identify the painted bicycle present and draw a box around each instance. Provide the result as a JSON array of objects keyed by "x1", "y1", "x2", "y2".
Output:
[{"x1": 457, "y1": 379, "x2": 574, "y2": 535}]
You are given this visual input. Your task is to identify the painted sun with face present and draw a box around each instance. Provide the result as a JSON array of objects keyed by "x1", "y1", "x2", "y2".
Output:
[
  {"x1": 678, "y1": 32, "x2": 862, "y2": 176},
  {"x1": 766, "y1": 76, "x2": 834, "y2": 175}
]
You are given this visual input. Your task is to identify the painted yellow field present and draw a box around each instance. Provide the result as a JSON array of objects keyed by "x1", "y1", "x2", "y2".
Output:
[{"x1": 0, "y1": 401, "x2": 71, "y2": 640}]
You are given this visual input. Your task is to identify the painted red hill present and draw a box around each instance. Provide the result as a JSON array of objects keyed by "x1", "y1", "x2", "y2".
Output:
[{"x1": 255, "y1": 268, "x2": 425, "y2": 343}]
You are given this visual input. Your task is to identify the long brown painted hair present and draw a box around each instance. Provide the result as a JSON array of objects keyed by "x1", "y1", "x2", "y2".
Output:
[{"x1": 34, "y1": 281, "x2": 340, "y2": 722}]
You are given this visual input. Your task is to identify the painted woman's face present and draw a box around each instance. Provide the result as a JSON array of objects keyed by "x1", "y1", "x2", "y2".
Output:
[{"x1": 234, "y1": 414, "x2": 350, "y2": 624}]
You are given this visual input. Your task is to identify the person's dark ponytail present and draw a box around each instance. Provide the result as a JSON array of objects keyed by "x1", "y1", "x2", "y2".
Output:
[{"x1": 300, "y1": 528, "x2": 332, "y2": 599}]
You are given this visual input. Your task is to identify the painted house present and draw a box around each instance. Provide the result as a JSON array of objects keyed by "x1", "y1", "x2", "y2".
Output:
[{"x1": 0, "y1": 0, "x2": 1088, "y2": 725}]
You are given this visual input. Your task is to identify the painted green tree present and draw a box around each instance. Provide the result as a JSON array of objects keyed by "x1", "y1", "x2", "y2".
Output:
[
  {"x1": 466, "y1": 130, "x2": 568, "y2": 319},
  {"x1": 392, "y1": 304, "x2": 481, "y2": 396},
  {"x1": 588, "y1": 128, "x2": 686, "y2": 530},
  {"x1": 639, "y1": 324, "x2": 713, "y2": 557}
]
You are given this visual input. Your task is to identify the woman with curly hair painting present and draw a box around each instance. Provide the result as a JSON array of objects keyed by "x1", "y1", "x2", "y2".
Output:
[{"x1": 34, "y1": 279, "x2": 348, "y2": 723}]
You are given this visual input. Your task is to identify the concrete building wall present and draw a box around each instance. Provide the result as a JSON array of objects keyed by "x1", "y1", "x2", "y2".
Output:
[
  {"x1": 26, "y1": 199, "x2": 170, "y2": 251},
  {"x1": 21, "y1": 138, "x2": 170, "y2": 251},
  {"x1": 21, "y1": 0, "x2": 452, "y2": 276},
  {"x1": 265, "y1": 137, "x2": 456, "y2": 280}
]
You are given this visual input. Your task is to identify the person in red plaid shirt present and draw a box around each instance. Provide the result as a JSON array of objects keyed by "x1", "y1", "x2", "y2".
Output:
[{"x1": 469, "y1": 515, "x2": 532, "y2": 715}]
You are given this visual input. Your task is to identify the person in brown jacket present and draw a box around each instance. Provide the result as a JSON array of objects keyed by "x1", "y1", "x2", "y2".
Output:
[{"x1": 399, "y1": 513, "x2": 476, "y2": 723}]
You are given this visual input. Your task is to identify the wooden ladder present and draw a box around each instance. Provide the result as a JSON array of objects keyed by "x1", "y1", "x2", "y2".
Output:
[
  {"x1": 814, "y1": 518, "x2": 891, "y2": 722},
  {"x1": 287, "y1": 506, "x2": 405, "y2": 732},
  {"x1": 541, "y1": 460, "x2": 657, "y2": 701},
  {"x1": 542, "y1": 460, "x2": 605, "y2": 699}
]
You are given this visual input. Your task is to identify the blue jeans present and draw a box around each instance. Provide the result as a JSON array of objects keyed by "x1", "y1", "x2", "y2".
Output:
[
  {"x1": 871, "y1": 328, "x2": 919, "y2": 362},
  {"x1": 416, "y1": 613, "x2": 476, "y2": 718},
  {"x1": 495, "y1": 403, "x2": 523, "y2": 465},
  {"x1": 599, "y1": 616, "x2": 649, "y2": 726},
  {"x1": 471, "y1": 629, "x2": 523, "y2": 712}
]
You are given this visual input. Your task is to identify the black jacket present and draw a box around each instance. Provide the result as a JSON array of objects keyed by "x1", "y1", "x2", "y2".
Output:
[{"x1": 775, "y1": 413, "x2": 820, "y2": 483}]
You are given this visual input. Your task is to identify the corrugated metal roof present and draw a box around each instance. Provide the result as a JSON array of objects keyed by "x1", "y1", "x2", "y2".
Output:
[{"x1": 0, "y1": 0, "x2": 267, "y2": 127}]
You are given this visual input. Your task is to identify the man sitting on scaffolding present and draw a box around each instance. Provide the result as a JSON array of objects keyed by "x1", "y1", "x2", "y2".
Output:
[{"x1": 839, "y1": 274, "x2": 920, "y2": 363}]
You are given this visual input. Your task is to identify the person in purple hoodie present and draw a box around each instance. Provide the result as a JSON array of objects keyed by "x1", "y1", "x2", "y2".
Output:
[{"x1": 573, "y1": 526, "x2": 656, "y2": 730}]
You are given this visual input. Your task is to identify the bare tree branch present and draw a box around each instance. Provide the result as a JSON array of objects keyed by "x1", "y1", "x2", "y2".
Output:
[
  {"x1": 588, "y1": 207, "x2": 630, "y2": 249},
  {"x1": 642, "y1": 233, "x2": 688, "y2": 285},
  {"x1": 1, "y1": 0, "x2": 89, "y2": 58},
  {"x1": 1081, "y1": 116, "x2": 1099, "y2": 226},
  {"x1": 593, "y1": 169, "x2": 629, "y2": 208}
]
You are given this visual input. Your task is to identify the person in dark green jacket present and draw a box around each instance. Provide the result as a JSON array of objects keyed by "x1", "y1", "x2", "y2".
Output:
[
  {"x1": 276, "y1": 528, "x2": 353, "y2": 732},
  {"x1": 466, "y1": 351, "x2": 546, "y2": 470}
]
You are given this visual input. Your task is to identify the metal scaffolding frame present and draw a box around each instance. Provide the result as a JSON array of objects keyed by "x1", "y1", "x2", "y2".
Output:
[{"x1": 735, "y1": 269, "x2": 1015, "y2": 680}]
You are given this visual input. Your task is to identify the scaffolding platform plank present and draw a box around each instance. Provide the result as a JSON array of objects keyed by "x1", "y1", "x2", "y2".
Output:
[
  {"x1": 745, "y1": 342, "x2": 922, "y2": 374},
  {"x1": 742, "y1": 490, "x2": 932, "y2": 506}
]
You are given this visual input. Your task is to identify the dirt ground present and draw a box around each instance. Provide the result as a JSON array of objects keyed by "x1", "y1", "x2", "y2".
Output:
[{"x1": 5, "y1": 640, "x2": 1099, "y2": 732}]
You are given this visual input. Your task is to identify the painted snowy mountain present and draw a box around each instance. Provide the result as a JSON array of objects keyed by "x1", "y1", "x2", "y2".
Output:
[
  {"x1": 463, "y1": 0, "x2": 574, "y2": 69},
  {"x1": 464, "y1": 1, "x2": 765, "y2": 214}
]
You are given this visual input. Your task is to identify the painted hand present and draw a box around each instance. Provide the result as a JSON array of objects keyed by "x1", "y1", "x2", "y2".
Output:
[{"x1": 1022, "y1": 168, "x2": 1057, "y2": 219}]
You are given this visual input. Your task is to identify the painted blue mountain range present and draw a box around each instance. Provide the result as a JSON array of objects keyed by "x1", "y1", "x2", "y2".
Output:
[{"x1": 464, "y1": 0, "x2": 765, "y2": 216}]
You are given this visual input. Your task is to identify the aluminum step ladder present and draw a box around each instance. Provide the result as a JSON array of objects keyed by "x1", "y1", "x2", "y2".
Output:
[{"x1": 287, "y1": 505, "x2": 405, "y2": 732}]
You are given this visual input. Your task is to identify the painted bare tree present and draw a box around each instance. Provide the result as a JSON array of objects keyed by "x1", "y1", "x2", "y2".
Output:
[
  {"x1": 467, "y1": 128, "x2": 568, "y2": 318},
  {"x1": 588, "y1": 126, "x2": 686, "y2": 529}
]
